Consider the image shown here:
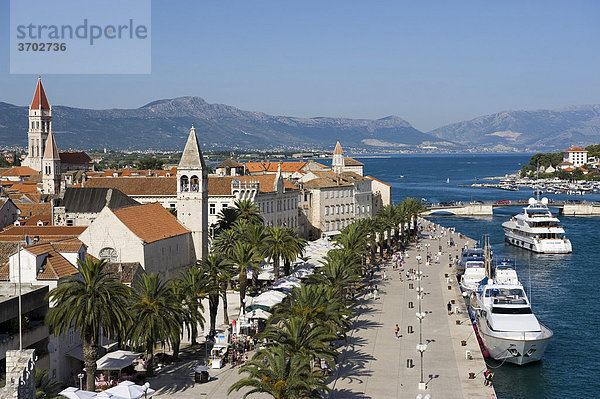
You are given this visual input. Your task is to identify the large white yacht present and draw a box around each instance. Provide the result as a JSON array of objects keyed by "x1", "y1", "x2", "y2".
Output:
[
  {"x1": 471, "y1": 279, "x2": 553, "y2": 365},
  {"x1": 502, "y1": 197, "x2": 572, "y2": 254}
]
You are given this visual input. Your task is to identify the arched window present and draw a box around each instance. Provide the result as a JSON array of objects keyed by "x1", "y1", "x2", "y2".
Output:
[
  {"x1": 190, "y1": 175, "x2": 199, "y2": 192},
  {"x1": 180, "y1": 175, "x2": 189, "y2": 192}
]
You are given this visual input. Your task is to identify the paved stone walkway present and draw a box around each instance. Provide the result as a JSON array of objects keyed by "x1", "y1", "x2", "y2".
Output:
[
  {"x1": 328, "y1": 220, "x2": 497, "y2": 398},
  {"x1": 149, "y1": 220, "x2": 497, "y2": 398}
]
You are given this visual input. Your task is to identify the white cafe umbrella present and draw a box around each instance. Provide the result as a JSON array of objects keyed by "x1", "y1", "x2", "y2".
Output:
[
  {"x1": 105, "y1": 381, "x2": 155, "y2": 399},
  {"x1": 247, "y1": 290, "x2": 287, "y2": 308},
  {"x1": 247, "y1": 309, "x2": 272, "y2": 320},
  {"x1": 58, "y1": 387, "x2": 97, "y2": 399},
  {"x1": 94, "y1": 393, "x2": 118, "y2": 399}
]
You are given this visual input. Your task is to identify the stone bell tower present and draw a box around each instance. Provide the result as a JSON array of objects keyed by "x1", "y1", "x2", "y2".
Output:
[
  {"x1": 177, "y1": 125, "x2": 208, "y2": 260},
  {"x1": 23, "y1": 77, "x2": 52, "y2": 172}
]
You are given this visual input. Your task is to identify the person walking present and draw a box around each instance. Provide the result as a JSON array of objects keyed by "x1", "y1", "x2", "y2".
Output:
[
  {"x1": 447, "y1": 301, "x2": 452, "y2": 315},
  {"x1": 394, "y1": 324, "x2": 400, "y2": 338}
]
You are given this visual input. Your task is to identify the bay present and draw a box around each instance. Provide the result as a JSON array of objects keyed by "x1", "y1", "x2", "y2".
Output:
[{"x1": 356, "y1": 153, "x2": 600, "y2": 399}]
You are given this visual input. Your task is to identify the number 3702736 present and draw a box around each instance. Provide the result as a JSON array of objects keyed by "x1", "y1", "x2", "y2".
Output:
[{"x1": 17, "y1": 43, "x2": 67, "y2": 51}]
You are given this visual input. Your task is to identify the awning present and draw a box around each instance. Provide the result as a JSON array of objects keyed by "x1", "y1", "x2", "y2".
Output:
[
  {"x1": 96, "y1": 350, "x2": 140, "y2": 371},
  {"x1": 66, "y1": 345, "x2": 84, "y2": 362}
]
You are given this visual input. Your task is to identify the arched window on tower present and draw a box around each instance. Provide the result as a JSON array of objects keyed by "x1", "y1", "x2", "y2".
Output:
[
  {"x1": 190, "y1": 175, "x2": 199, "y2": 192},
  {"x1": 180, "y1": 175, "x2": 189, "y2": 192}
]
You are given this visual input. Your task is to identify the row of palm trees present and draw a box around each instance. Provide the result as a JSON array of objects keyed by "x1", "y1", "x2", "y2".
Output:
[{"x1": 227, "y1": 197, "x2": 426, "y2": 398}]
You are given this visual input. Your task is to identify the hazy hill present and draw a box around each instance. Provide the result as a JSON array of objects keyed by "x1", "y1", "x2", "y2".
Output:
[
  {"x1": 427, "y1": 105, "x2": 600, "y2": 152},
  {"x1": 0, "y1": 97, "x2": 448, "y2": 151}
]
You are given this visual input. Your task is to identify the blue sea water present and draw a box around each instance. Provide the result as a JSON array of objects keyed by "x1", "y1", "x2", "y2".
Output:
[{"x1": 357, "y1": 153, "x2": 600, "y2": 399}]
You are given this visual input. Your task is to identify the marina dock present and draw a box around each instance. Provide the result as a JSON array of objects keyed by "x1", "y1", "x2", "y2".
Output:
[{"x1": 328, "y1": 220, "x2": 496, "y2": 398}]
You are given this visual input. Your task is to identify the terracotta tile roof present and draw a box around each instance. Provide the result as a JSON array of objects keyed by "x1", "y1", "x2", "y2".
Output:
[
  {"x1": 303, "y1": 177, "x2": 352, "y2": 189},
  {"x1": 563, "y1": 146, "x2": 587, "y2": 152},
  {"x1": 18, "y1": 214, "x2": 52, "y2": 226},
  {"x1": 0, "y1": 166, "x2": 39, "y2": 177},
  {"x1": 243, "y1": 161, "x2": 307, "y2": 174},
  {"x1": 340, "y1": 171, "x2": 369, "y2": 182},
  {"x1": 216, "y1": 159, "x2": 244, "y2": 168},
  {"x1": 104, "y1": 262, "x2": 141, "y2": 283},
  {"x1": 38, "y1": 251, "x2": 79, "y2": 280},
  {"x1": 558, "y1": 161, "x2": 574, "y2": 166},
  {"x1": 112, "y1": 203, "x2": 189, "y2": 243},
  {"x1": 208, "y1": 175, "x2": 299, "y2": 196},
  {"x1": 84, "y1": 177, "x2": 177, "y2": 196},
  {"x1": 0, "y1": 226, "x2": 87, "y2": 242},
  {"x1": 0, "y1": 242, "x2": 18, "y2": 269},
  {"x1": 59, "y1": 152, "x2": 92, "y2": 165},
  {"x1": 49, "y1": 237, "x2": 85, "y2": 253},
  {"x1": 30, "y1": 77, "x2": 50, "y2": 110},
  {"x1": 0, "y1": 264, "x2": 9, "y2": 281},
  {"x1": 344, "y1": 157, "x2": 364, "y2": 166},
  {"x1": 366, "y1": 176, "x2": 392, "y2": 187},
  {"x1": 7, "y1": 183, "x2": 39, "y2": 194},
  {"x1": 564, "y1": 167, "x2": 575, "y2": 172}
]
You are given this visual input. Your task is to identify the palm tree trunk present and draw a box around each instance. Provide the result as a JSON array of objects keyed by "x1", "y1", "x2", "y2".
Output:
[
  {"x1": 83, "y1": 334, "x2": 98, "y2": 391},
  {"x1": 221, "y1": 289, "x2": 230, "y2": 325},
  {"x1": 239, "y1": 267, "x2": 248, "y2": 310},
  {"x1": 284, "y1": 259, "x2": 292, "y2": 276},
  {"x1": 146, "y1": 340, "x2": 155, "y2": 377},
  {"x1": 252, "y1": 268, "x2": 259, "y2": 290},
  {"x1": 172, "y1": 335, "x2": 181, "y2": 361},
  {"x1": 387, "y1": 228, "x2": 392, "y2": 253},
  {"x1": 273, "y1": 258, "x2": 280, "y2": 280},
  {"x1": 208, "y1": 293, "x2": 219, "y2": 336}
]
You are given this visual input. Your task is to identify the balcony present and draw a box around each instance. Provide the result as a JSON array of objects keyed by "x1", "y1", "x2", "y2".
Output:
[{"x1": 0, "y1": 322, "x2": 49, "y2": 360}]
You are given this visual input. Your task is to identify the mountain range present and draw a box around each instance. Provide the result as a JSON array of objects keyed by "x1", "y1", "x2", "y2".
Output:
[{"x1": 1, "y1": 97, "x2": 599, "y2": 152}]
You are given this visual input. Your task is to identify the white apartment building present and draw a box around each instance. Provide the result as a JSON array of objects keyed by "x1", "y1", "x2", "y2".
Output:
[{"x1": 562, "y1": 146, "x2": 588, "y2": 167}]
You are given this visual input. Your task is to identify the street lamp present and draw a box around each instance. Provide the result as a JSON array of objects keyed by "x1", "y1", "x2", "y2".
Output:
[
  {"x1": 77, "y1": 372, "x2": 85, "y2": 390},
  {"x1": 203, "y1": 331, "x2": 210, "y2": 365},
  {"x1": 416, "y1": 342, "x2": 428, "y2": 390},
  {"x1": 142, "y1": 382, "x2": 151, "y2": 399},
  {"x1": 416, "y1": 254, "x2": 426, "y2": 391}
]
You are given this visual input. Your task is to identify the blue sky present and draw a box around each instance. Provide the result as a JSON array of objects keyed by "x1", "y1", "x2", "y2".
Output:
[{"x1": 1, "y1": 0, "x2": 599, "y2": 131}]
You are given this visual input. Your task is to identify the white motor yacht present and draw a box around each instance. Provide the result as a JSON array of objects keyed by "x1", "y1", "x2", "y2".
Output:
[
  {"x1": 493, "y1": 258, "x2": 519, "y2": 285},
  {"x1": 460, "y1": 260, "x2": 486, "y2": 292},
  {"x1": 471, "y1": 279, "x2": 552, "y2": 365},
  {"x1": 502, "y1": 197, "x2": 572, "y2": 254}
]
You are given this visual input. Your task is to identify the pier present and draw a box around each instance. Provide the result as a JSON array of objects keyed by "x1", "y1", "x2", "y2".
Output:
[
  {"x1": 328, "y1": 221, "x2": 496, "y2": 398},
  {"x1": 422, "y1": 200, "x2": 600, "y2": 216}
]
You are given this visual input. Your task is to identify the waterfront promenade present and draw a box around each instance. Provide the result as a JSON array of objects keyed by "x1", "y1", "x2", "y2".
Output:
[
  {"x1": 328, "y1": 220, "x2": 496, "y2": 398},
  {"x1": 148, "y1": 220, "x2": 496, "y2": 398}
]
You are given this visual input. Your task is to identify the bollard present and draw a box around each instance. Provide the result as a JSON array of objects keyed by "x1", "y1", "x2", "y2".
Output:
[
  {"x1": 407, "y1": 358, "x2": 414, "y2": 368},
  {"x1": 456, "y1": 320, "x2": 461, "y2": 325},
  {"x1": 468, "y1": 372, "x2": 475, "y2": 379},
  {"x1": 408, "y1": 325, "x2": 413, "y2": 334},
  {"x1": 445, "y1": 273, "x2": 449, "y2": 278},
  {"x1": 448, "y1": 285, "x2": 452, "y2": 290},
  {"x1": 409, "y1": 283, "x2": 414, "y2": 289},
  {"x1": 461, "y1": 340, "x2": 467, "y2": 346},
  {"x1": 451, "y1": 299, "x2": 455, "y2": 304},
  {"x1": 408, "y1": 301, "x2": 414, "y2": 308}
]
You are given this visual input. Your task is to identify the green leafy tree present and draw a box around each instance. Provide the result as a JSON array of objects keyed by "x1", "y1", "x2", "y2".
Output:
[
  {"x1": 45, "y1": 258, "x2": 131, "y2": 391},
  {"x1": 173, "y1": 266, "x2": 207, "y2": 354},
  {"x1": 135, "y1": 157, "x2": 164, "y2": 170},
  {"x1": 263, "y1": 227, "x2": 296, "y2": 280},
  {"x1": 231, "y1": 242, "x2": 258, "y2": 311},
  {"x1": 128, "y1": 274, "x2": 182, "y2": 376}
]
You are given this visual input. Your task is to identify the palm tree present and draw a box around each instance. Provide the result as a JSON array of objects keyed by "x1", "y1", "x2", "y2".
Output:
[
  {"x1": 45, "y1": 257, "x2": 131, "y2": 391},
  {"x1": 260, "y1": 316, "x2": 338, "y2": 365},
  {"x1": 233, "y1": 199, "x2": 264, "y2": 225},
  {"x1": 270, "y1": 284, "x2": 351, "y2": 339},
  {"x1": 231, "y1": 242, "x2": 257, "y2": 311},
  {"x1": 263, "y1": 227, "x2": 294, "y2": 280},
  {"x1": 309, "y1": 250, "x2": 361, "y2": 304},
  {"x1": 197, "y1": 254, "x2": 234, "y2": 336},
  {"x1": 282, "y1": 228, "x2": 307, "y2": 276},
  {"x1": 395, "y1": 201, "x2": 409, "y2": 248},
  {"x1": 404, "y1": 197, "x2": 427, "y2": 240},
  {"x1": 212, "y1": 228, "x2": 238, "y2": 259},
  {"x1": 336, "y1": 222, "x2": 368, "y2": 265},
  {"x1": 237, "y1": 222, "x2": 266, "y2": 289},
  {"x1": 128, "y1": 273, "x2": 182, "y2": 376},
  {"x1": 174, "y1": 267, "x2": 207, "y2": 353},
  {"x1": 228, "y1": 344, "x2": 329, "y2": 399},
  {"x1": 35, "y1": 369, "x2": 61, "y2": 399},
  {"x1": 216, "y1": 207, "x2": 239, "y2": 234}
]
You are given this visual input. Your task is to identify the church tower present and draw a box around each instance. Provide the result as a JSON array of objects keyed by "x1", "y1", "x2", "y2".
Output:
[
  {"x1": 177, "y1": 125, "x2": 208, "y2": 260},
  {"x1": 23, "y1": 77, "x2": 52, "y2": 172},
  {"x1": 332, "y1": 141, "x2": 344, "y2": 175},
  {"x1": 41, "y1": 130, "x2": 61, "y2": 195}
]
